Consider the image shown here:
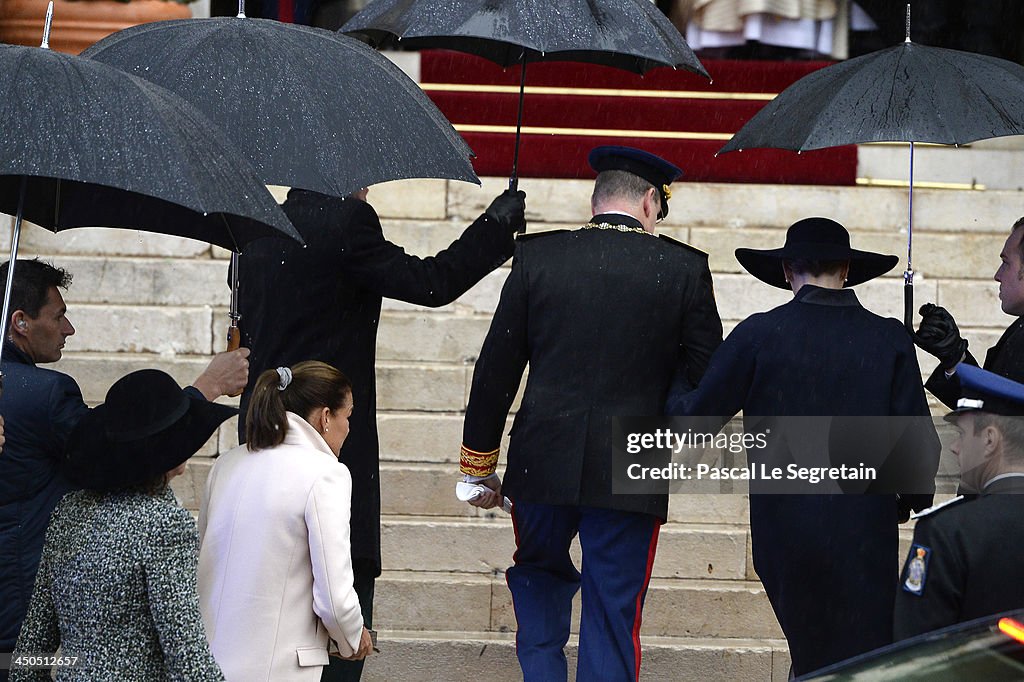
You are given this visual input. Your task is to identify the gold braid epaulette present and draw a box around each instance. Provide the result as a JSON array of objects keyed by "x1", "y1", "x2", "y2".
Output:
[{"x1": 460, "y1": 444, "x2": 500, "y2": 477}]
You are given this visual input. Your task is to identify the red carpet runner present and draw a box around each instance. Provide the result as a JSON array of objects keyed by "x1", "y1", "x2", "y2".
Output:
[{"x1": 420, "y1": 51, "x2": 857, "y2": 186}]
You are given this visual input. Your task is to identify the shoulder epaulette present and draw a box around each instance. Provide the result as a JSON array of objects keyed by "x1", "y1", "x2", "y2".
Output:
[
  {"x1": 910, "y1": 495, "x2": 967, "y2": 520},
  {"x1": 658, "y1": 233, "x2": 708, "y2": 257},
  {"x1": 515, "y1": 228, "x2": 570, "y2": 241}
]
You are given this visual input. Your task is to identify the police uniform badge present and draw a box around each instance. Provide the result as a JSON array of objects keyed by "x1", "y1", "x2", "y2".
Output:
[{"x1": 902, "y1": 544, "x2": 931, "y2": 596}]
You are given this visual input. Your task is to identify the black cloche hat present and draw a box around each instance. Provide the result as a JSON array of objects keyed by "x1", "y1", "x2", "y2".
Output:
[
  {"x1": 735, "y1": 217, "x2": 899, "y2": 289},
  {"x1": 588, "y1": 145, "x2": 682, "y2": 220},
  {"x1": 64, "y1": 369, "x2": 237, "y2": 491}
]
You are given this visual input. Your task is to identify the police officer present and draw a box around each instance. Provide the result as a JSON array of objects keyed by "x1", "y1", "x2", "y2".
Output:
[
  {"x1": 458, "y1": 146, "x2": 723, "y2": 682},
  {"x1": 914, "y1": 217, "x2": 1024, "y2": 412},
  {"x1": 895, "y1": 364, "x2": 1024, "y2": 640}
]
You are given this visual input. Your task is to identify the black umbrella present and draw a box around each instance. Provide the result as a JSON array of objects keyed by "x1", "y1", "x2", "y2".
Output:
[
  {"x1": 719, "y1": 7, "x2": 1024, "y2": 329},
  {"x1": 84, "y1": 9, "x2": 480, "y2": 351},
  {"x1": 0, "y1": 11, "x2": 299, "y2": 377},
  {"x1": 342, "y1": 0, "x2": 709, "y2": 189}
]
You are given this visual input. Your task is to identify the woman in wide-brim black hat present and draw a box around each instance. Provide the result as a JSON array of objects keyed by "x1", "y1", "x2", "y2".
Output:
[
  {"x1": 668, "y1": 217, "x2": 940, "y2": 676},
  {"x1": 734, "y1": 216, "x2": 898, "y2": 291},
  {"x1": 11, "y1": 369, "x2": 235, "y2": 681}
]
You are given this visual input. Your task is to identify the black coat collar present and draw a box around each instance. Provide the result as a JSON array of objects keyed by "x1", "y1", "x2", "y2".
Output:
[
  {"x1": 590, "y1": 213, "x2": 645, "y2": 231},
  {"x1": 794, "y1": 284, "x2": 860, "y2": 307},
  {"x1": 3, "y1": 340, "x2": 33, "y2": 366}
]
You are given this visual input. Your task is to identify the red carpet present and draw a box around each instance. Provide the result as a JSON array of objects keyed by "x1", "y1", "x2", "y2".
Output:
[{"x1": 420, "y1": 51, "x2": 857, "y2": 185}]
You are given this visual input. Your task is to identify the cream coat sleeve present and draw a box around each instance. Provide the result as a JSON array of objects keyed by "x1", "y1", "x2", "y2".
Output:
[
  {"x1": 197, "y1": 455, "x2": 218, "y2": 543},
  {"x1": 306, "y1": 463, "x2": 363, "y2": 655}
]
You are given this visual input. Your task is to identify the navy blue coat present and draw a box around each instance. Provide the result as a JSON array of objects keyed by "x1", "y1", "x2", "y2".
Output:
[
  {"x1": 670, "y1": 285, "x2": 940, "y2": 676},
  {"x1": 0, "y1": 343, "x2": 88, "y2": 653},
  {"x1": 462, "y1": 214, "x2": 723, "y2": 519},
  {"x1": 236, "y1": 189, "x2": 516, "y2": 573}
]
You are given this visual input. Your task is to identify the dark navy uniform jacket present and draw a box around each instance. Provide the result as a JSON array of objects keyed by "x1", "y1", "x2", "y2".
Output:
[
  {"x1": 670, "y1": 285, "x2": 940, "y2": 676},
  {"x1": 895, "y1": 475, "x2": 1024, "y2": 640},
  {"x1": 462, "y1": 213, "x2": 723, "y2": 520},
  {"x1": 926, "y1": 317, "x2": 1024, "y2": 409},
  {"x1": 0, "y1": 342, "x2": 87, "y2": 652},
  {"x1": 237, "y1": 189, "x2": 516, "y2": 573}
]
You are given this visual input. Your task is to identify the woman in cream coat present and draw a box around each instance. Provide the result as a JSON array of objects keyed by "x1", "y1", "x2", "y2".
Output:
[{"x1": 198, "y1": 362, "x2": 372, "y2": 681}]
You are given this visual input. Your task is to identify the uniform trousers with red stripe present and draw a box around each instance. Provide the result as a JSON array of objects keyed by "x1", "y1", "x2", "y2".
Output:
[{"x1": 507, "y1": 502, "x2": 661, "y2": 682}]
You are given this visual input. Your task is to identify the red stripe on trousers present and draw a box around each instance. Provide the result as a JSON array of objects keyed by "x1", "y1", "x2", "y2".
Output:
[
  {"x1": 509, "y1": 502, "x2": 520, "y2": 657},
  {"x1": 277, "y1": 0, "x2": 293, "y2": 23},
  {"x1": 632, "y1": 521, "x2": 661, "y2": 681}
]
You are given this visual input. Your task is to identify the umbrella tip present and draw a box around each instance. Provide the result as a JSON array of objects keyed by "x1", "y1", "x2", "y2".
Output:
[
  {"x1": 40, "y1": 0, "x2": 53, "y2": 49},
  {"x1": 905, "y1": 3, "x2": 911, "y2": 42},
  {"x1": 237, "y1": 0, "x2": 246, "y2": 18}
]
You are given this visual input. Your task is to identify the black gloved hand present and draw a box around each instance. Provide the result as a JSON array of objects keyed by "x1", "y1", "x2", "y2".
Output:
[
  {"x1": 912, "y1": 303, "x2": 967, "y2": 370},
  {"x1": 484, "y1": 189, "x2": 526, "y2": 233}
]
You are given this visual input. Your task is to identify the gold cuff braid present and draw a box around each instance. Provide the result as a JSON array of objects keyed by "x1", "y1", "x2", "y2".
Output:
[{"x1": 460, "y1": 444, "x2": 499, "y2": 477}]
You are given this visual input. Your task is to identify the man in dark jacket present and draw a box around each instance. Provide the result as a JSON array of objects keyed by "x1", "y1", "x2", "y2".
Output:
[
  {"x1": 234, "y1": 186, "x2": 525, "y2": 682},
  {"x1": 895, "y1": 365, "x2": 1024, "y2": 640},
  {"x1": 670, "y1": 218, "x2": 941, "y2": 677},
  {"x1": 914, "y1": 217, "x2": 1024, "y2": 412},
  {"x1": 0, "y1": 259, "x2": 249, "y2": 678},
  {"x1": 460, "y1": 147, "x2": 723, "y2": 681}
]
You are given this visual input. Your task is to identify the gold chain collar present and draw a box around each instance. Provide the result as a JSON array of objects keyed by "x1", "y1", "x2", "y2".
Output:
[{"x1": 580, "y1": 221, "x2": 654, "y2": 236}]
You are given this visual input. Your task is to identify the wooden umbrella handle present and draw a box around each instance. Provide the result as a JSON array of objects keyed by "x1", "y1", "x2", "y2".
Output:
[{"x1": 226, "y1": 320, "x2": 242, "y2": 397}]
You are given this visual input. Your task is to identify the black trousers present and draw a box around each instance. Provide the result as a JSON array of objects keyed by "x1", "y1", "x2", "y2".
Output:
[{"x1": 321, "y1": 559, "x2": 376, "y2": 682}]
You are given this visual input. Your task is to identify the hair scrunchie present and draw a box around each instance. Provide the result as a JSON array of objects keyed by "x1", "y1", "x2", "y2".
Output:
[{"x1": 276, "y1": 366, "x2": 293, "y2": 391}]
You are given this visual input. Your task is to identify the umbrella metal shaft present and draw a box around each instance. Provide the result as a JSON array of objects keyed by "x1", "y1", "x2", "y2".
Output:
[
  {"x1": 0, "y1": 177, "x2": 29, "y2": 384},
  {"x1": 904, "y1": 141, "x2": 915, "y2": 331},
  {"x1": 509, "y1": 57, "x2": 527, "y2": 192}
]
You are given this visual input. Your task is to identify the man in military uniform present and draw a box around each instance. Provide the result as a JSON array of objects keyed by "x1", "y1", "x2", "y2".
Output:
[
  {"x1": 913, "y1": 217, "x2": 1024, "y2": 413},
  {"x1": 895, "y1": 364, "x2": 1024, "y2": 640},
  {"x1": 458, "y1": 146, "x2": 723, "y2": 681}
]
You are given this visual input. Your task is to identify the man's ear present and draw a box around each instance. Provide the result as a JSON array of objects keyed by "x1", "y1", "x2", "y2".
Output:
[
  {"x1": 10, "y1": 310, "x2": 28, "y2": 336},
  {"x1": 643, "y1": 187, "x2": 658, "y2": 219},
  {"x1": 983, "y1": 424, "x2": 1002, "y2": 457}
]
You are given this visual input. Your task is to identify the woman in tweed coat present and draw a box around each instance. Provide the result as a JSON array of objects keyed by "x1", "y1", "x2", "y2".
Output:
[{"x1": 10, "y1": 370, "x2": 235, "y2": 681}]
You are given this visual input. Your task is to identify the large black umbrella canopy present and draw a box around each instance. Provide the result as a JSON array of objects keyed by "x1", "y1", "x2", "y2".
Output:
[
  {"x1": 83, "y1": 17, "x2": 479, "y2": 197},
  {"x1": 719, "y1": 41, "x2": 1024, "y2": 153},
  {"x1": 342, "y1": 0, "x2": 709, "y2": 76},
  {"x1": 0, "y1": 43, "x2": 298, "y2": 249},
  {"x1": 718, "y1": 40, "x2": 1024, "y2": 330},
  {"x1": 342, "y1": 0, "x2": 709, "y2": 187},
  {"x1": 84, "y1": 15, "x2": 478, "y2": 356},
  {"x1": 0, "y1": 39, "x2": 299, "y2": 379}
]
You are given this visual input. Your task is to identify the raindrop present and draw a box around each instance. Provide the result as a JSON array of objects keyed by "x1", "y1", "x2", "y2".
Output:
[{"x1": 280, "y1": 260, "x2": 286, "y2": 265}]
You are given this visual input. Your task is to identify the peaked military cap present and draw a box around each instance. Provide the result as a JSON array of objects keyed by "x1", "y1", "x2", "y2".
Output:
[
  {"x1": 588, "y1": 145, "x2": 682, "y2": 220},
  {"x1": 945, "y1": 364, "x2": 1024, "y2": 420}
]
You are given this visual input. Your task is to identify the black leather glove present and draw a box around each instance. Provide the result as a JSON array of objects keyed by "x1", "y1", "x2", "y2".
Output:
[
  {"x1": 484, "y1": 189, "x2": 526, "y2": 233},
  {"x1": 912, "y1": 303, "x2": 967, "y2": 370}
]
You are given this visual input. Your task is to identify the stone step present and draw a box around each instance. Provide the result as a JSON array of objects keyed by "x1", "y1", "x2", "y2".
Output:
[
  {"x1": 380, "y1": 515, "x2": 750, "y2": 582},
  {"x1": 857, "y1": 140, "x2": 1024, "y2": 191},
  {"x1": 376, "y1": 512, "x2": 923, "y2": 593},
  {"x1": 373, "y1": 571, "x2": 783, "y2": 640},
  {"x1": 360, "y1": 630, "x2": 790, "y2": 682},
  {"x1": 379, "y1": 462, "x2": 751, "y2": 523}
]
